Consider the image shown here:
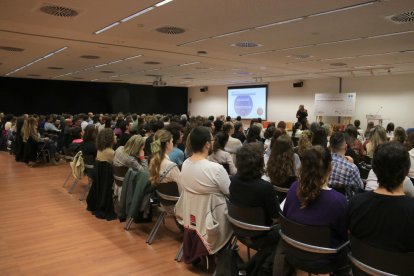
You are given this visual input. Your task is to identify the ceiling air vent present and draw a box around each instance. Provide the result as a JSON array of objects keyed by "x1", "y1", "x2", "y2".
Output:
[
  {"x1": 388, "y1": 11, "x2": 414, "y2": 23},
  {"x1": 156, "y1": 26, "x2": 185, "y2": 35},
  {"x1": 40, "y1": 5, "x2": 79, "y2": 17},
  {"x1": 27, "y1": 74, "x2": 41, "y2": 77},
  {"x1": 48, "y1": 66, "x2": 64, "y2": 70},
  {"x1": 232, "y1": 42, "x2": 262, "y2": 48},
  {"x1": 100, "y1": 70, "x2": 114, "y2": 73},
  {"x1": 80, "y1": 55, "x2": 100, "y2": 59},
  {"x1": 145, "y1": 74, "x2": 160, "y2": 77},
  {"x1": 144, "y1": 61, "x2": 161, "y2": 65},
  {"x1": 0, "y1": 46, "x2": 24, "y2": 52},
  {"x1": 182, "y1": 77, "x2": 194, "y2": 80},
  {"x1": 72, "y1": 77, "x2": 84, "y2": 79}
]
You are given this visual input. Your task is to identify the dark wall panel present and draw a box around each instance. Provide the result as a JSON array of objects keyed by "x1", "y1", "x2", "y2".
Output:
[{"x1": 0, "y1": 77, "x2": 188, "y2": 115}]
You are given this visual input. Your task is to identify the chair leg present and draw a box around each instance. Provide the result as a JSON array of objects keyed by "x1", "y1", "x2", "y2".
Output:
[
  {"x1": 62, "y1": 170, "x2": 72, "y2": 187},
  {"x1": 68, "y1": 179, "x2": 78, "y2": 194},
  {"x1": 175, "y1": 242, "x2": 184, "y2": 262},
  {"x1": 125, "y1": 217, "x2": 134, "y2": 230},
  {"x1": 79, "y1": 178, "x2": 92, "y2": 201},
  {"x1": 146, "y1": 211, "x2": 167, "y2": 245}
]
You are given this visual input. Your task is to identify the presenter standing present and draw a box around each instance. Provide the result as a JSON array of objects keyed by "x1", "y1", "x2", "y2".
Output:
[{"x1": 296, "y1": 105, "x2": 308, "y2": 129}]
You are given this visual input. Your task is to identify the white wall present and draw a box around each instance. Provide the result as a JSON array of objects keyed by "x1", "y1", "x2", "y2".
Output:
[{"x1": 188, "y1": 74, "x2": 414, "y2": 130}]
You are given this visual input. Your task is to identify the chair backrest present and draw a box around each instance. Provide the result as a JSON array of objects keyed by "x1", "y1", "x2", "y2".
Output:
[
  {"x1": 349, "y1": 235, "x2": 414, "y2": 276},
  {"x1": 273, "y1": 176, "x2": 296, "y2": 203},
  {"x1": 279, "y1": 214, "x2": 347, "y2": 253},
  {"x1": 113, "y1": 165, "x2": 129, "y2": 186},
  {"x1": 226, "y1": 200, "x2": 272, "y2": 249},
  {"x1": 156, "y1": 182, "x2": 180, "y2": 206},
  {"x1": 83, "y1": 154, "x2": 95, "y2": 175}
]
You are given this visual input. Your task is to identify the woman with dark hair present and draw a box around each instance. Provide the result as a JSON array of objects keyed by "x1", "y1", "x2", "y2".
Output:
[
  {"x1": 80, "y1": 124, "x2": 98, "y2": 159},
  {"x1": 14, "y1": 117, "x2": 25, "y2": 162},
  {"x1": 208, "y1": 132, "x2": 237, "y2": 175},
  {"x1": 263, "y1": 125, "x2": 276, "y2": 150},
  {"x1": 266, "y1": 135, "x2": 300, "y2": 201},
  {"x1": 283, "y1": 146, "x2": 348, "y2": 272},
  {"x1": 386, "y1": 122, "x2": 395, "y2": 140},
  {"x1": 364, "y1": 121, "x2": 375, "y2": 139},
  {"x1": 245, "y1": 124, "x2": 262, "y2": 145},
  {"x1": 393, "y1": 126, "x2": 406, "y2": 144},
  {"x1": 230, "y1": 142, "x2": 280, "y2": 226},
  {"x1": 349, "y1": 142, "x2": 414, "y2": 252},
  {"x1": 344, "y1": 125, "x2": 364, "y2": 161}
]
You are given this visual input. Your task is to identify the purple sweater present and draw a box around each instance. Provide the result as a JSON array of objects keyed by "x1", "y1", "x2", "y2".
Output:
[{"x1": 283, "y1": 181, "x2": 348, "y2": 245}]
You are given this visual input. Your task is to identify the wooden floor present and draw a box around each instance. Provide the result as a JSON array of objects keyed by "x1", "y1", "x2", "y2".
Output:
[{"x1": 0, "y1": 151, "x2": 214, "y2": 275}]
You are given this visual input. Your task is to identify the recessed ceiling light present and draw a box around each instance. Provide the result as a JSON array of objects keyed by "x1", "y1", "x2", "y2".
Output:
[
  {"x1": 5, "y1": 46, "x2": 68, "y2": 76},
  {"x1": 232, "y1": 42, "x2": 262, "y2": 48}
]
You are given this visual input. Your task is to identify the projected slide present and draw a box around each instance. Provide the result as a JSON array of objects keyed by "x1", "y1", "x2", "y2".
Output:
[{"x1": 227, "y1": 86, "x2": 267, "y2": 119}]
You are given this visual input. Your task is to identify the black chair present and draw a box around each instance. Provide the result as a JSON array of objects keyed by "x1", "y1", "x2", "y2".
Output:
[
  {"x1": 272, "y1": 176, "x2": 297, "y2": 203},
  {"x1": 146, "y1": 182, "x2": 180, "y2": 245},
  {"x1": 80, "y1": 154, "x2": 95, "y2": 201},
  {"x1": 348, "y1": 235, "x2": 414, "y2": 276},
  {"x1": 226, "y1": 200, "x2": 278, "y2": 260},
  {"x1": 279, "y1": 214, "x2": 350, "y2": 275},
  {"x1": 113, "y1": 165, "x2": 129, "y2": 187}
]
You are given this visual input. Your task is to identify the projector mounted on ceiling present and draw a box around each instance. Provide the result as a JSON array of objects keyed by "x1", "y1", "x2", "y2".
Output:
[{"x1": 153, "y1": 76, "x2": 167, "y2": 87}]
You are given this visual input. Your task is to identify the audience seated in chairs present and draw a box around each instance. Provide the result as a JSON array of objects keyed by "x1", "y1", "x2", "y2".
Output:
[
  {"x1": 146, "y1": 129, "x2": 182, "y2": 244},
  {"x1": 344, "y1": 125, "x2": 364, "y2": 163},
  {"x1": 328, "y1": 132, "x2": 363, "y2": 198},
  {"x1": 175, "y1": 126, "x2": 233, "y2": 266},
  {"x1": 86, "y1": 128, "x2": 117, "y2": 220},
  {"x1": 283, "y1": 145, "x2": 349, "y2": 274},
  {"x1": 13, "y1": 117, "x2": 25, "y2": 162},
  {"x1": 222, "y1": 122, "x2": 242, "y2": 164},
  {"x1": 348, "y1": 141, "x2": 414, "y2": 253},
  {"x1": 208, "y1": 131, "x2": 237, "y2": 176},
  {"x1": 79, "y1": 125, "x2": 97, "y2": 159},
  {"x1": 165, "y1": 123, "x2": 185, "y2": 167},
  {"x1": 296, "y1": 130, "x2": 312, "y2": 159},
  {"x1": 22, "y1": 117, "x2": 58, "y2": 166},
  {"x1": 114, "y1": 134, "x2": 147, "y2": 171},
  {"x1": 229, "y1": 143, "x2": 280, "y2": 272},
  {"x1": 265, "y1": 135, "x2": 300, "y2": 202},
  {"x1": 366, "y1": 125, "x2": 387, "y2": 158}
]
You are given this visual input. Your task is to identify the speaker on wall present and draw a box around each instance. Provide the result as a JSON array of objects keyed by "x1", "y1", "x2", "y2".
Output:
[
  {"x1": 200, "y1": 86, "x2": 208, "y2": 92},
  {"x1": 293, "y1": 81, "x2": 303, "y2": 88}
]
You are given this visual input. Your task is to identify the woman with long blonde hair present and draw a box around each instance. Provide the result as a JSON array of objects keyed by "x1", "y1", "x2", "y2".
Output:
[
  {"x1": 113, "y1": 134, "x2": 147, "y2": 170},
  {"x1": 149, "y1": 129, "x2": 181, "y2": 190}
]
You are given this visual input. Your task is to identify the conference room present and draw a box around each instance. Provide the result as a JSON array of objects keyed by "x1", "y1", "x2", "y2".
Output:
[{"x1": 1, "y1": 0, "x2": 414, "y2": 275}]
